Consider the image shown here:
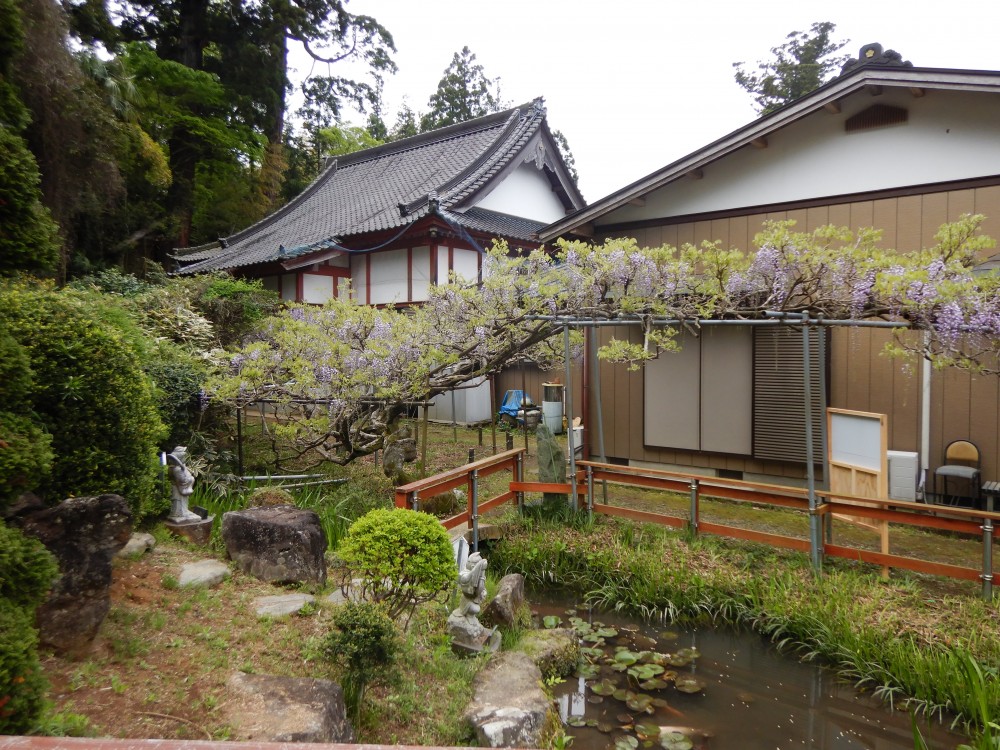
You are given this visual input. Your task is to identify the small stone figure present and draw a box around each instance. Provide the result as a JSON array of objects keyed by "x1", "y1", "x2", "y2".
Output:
[
  {"x1": 447, "y1": 551, "x2": 501, "y2": 655},
  {"x1": 166, "y1": 447, "x2": 201, "y2": 523},
  {"x1": 457, "y1": 552, "x2": 488, "y2": 616}
]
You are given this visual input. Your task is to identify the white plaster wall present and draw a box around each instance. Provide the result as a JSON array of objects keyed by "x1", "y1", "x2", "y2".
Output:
[
  {"x1": 302, "y1": 273, "x2": 334, "y2": 304},
  {"x1": 281, "y1": 274, "x2": 296, "y2": 301},
  {"x1": 411, "y1": 246, "x2": 430, "y2": 302},
  {"x1": 452, "y1": 248, "x2": 479, "y2": 283},
  {"x1": 601, "y1": 88, "x2": 1000, "y2": 225},
  {"x1": 351, "y1": 255, "x2": 367, "y2": 303},
  {"x1": 369, "y1": 248, "x2": 408, "y2": 305},
  {"x1": 436, "y1": 245, "x2": 449, "y2": 285},
  {"x1": 474, "y1": 162, "x2": 567, "y2": 222}
]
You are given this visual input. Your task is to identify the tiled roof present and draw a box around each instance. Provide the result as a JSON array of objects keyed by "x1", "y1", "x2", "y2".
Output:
[
  {"x1": 444, "y1": 208, "x2": 546, "y2": 243},
  {"x1": 174, "y1": 99, "x2": 558, "y2": 274}
]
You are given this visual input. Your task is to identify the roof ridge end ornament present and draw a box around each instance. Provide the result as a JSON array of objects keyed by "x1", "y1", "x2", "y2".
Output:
[{"x1": 839, "y1": 43, "x2": 913, "y2": 77}]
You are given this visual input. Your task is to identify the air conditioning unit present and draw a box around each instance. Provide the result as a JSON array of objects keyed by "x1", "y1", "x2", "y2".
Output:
[{"x1": 887, "y1": 450, "x2": 919, "y2": 502}]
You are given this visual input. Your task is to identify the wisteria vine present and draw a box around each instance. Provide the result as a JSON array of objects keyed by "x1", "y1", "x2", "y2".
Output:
[{"x1": 210, "y1": 214, "x2": 999, "y2": 465}]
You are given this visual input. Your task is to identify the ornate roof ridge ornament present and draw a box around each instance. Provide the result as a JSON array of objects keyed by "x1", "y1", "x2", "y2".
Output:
[{"x1": 840, "y1": 43, "x2": 913, "y2": 76}]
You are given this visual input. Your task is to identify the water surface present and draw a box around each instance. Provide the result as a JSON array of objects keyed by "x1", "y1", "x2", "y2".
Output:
[{"x1": 534, "y1": 596, "x2": 965, "y2": 750}]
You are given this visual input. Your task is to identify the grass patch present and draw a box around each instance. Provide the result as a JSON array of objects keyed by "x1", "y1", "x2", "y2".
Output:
[{"x1": 489, "y1": 513, "x2": 1000, "y2": 740}]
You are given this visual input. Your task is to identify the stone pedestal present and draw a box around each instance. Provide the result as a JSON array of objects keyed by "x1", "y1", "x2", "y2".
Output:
[
  {"x1": 448, "y1": 611, "x2": 501, "y2": 656},
  {"x1": 164, "y1": 505, "x2": 214, "y2": 545}
]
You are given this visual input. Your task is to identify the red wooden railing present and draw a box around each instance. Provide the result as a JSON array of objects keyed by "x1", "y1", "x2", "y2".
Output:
[{"x1": 397, "y1": 454, "x2": 998, "y2": 599}]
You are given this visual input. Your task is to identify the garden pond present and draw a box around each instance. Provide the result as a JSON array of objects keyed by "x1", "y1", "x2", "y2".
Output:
[{"x1": 533, "y1": 596, "x2": 966, "y2": 750}]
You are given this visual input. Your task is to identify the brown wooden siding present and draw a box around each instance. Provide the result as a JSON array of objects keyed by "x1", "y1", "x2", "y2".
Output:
[{"x1": 590, "y1": 183, "x2": 1000, "y2": 484}]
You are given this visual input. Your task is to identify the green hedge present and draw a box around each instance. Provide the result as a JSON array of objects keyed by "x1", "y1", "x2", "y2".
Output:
[
  {"x1": 0, "y1": 522, "x2": 58, "y2": 734},
  {"x1": 0, "y1": 282, "x2": 166, "y2": 518}
]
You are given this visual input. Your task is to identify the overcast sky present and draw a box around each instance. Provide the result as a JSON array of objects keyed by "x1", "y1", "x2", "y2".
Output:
[{"x1": 293, "y1": 0, "x2": 1000, "y2": 203}]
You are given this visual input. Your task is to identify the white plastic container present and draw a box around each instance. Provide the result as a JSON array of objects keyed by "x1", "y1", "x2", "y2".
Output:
[{"x1": 542, "y1": 382, "x2": 564, "y2": 434}]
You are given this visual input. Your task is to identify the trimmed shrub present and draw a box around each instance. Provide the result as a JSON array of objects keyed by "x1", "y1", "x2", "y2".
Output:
[
  {"x1": 321, "y1": 601, "x2": 398, "y2": 720},
  {"x1": 0, "y1": 522, "x2": 58, "y2": 608},
  {"x1": 338, "y1": 508, "x2": 455, "y2": 622},
  {"x1": 0, "y1": 330, "x2": 52, "y2": 509},
  {"x1": 196, "y1": 276, "x2": 281, "y2": 346},
  {"x1": 0, "y1": 282, "x2": 166, "y2": 518},
  {"x1": 0, "y1": 523, "x2": 58, "y2": 734}
]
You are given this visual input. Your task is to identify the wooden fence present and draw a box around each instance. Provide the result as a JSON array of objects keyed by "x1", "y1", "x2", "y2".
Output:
[{"x1": 397, "y1": 454, "x2": 998, "y2": 600}]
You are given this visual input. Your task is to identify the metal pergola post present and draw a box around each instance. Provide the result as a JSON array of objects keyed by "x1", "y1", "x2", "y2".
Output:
[
  {"x1": 564, "y1": 324, "x2": 578, "y2": 510},
  {"x1": 802, "y1": 316, "x2": 822, "y2": 572}
]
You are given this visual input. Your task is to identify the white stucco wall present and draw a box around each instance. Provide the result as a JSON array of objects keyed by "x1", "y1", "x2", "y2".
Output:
[
  {"x1": 474, "y1": 162, "x2": 567, "y2": 222},
  {"x1": 600, "y1": 88, "x2": 1000, "y2": 225}
]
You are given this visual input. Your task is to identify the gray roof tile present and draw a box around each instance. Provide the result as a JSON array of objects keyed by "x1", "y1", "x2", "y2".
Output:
[{"x1": 175, "y1": 99, "x2": 561, "y2": 274}]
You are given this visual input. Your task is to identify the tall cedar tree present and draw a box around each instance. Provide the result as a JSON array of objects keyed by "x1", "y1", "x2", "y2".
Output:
[
  {"x1": 733, "y1": 22, "x2": 850, "y2": 116},
  {"x1": 420, "y1": 46, "x2": 503, "y2": 132},
  {"x1": 64, "y1": 0, "x2": 395, "y2": 246}
]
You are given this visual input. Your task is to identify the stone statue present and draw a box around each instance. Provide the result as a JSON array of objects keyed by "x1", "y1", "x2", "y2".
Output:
[
  {"x1": 447, "y1": 551, "x2": 500, "y2": 655},
  {"x1": 166, "y1": 447, "x2": 200, "y2": 523},
  {"x1": 457, "y1": 552, "x2": 488, "y2": 616}
]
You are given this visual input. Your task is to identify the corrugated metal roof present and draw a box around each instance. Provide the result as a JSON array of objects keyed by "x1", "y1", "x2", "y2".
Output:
[{"x1": 175, "y1": 100, "x2": 555, "y2": 274}]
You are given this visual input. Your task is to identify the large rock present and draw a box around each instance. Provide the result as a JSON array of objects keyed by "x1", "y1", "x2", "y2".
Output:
[
  {"x1": 518, "y1": 628, "x2": 579, "y2": 679},
  {"x1": 221, "y1": 506, "x2": 326, "y2": 586},
  {"x1": 9, "y1": 494, "x2": 132, "y2": 654},
  {"x1": 223, "y1": 672, "x2": 354, "y2": 743},
  {"x1": 482, "y1": 573, "x2": 526, "y2": 629},
  {"x1": 464, "y1": 651, "x2": 551, "y2": 748}
]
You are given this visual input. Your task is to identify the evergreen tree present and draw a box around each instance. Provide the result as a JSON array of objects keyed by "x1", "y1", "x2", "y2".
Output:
[
  {"x1": 733, "y1": 22, "x2": 850, "y2": 116},
  {"x1": 420, "y1": 46, "x2": 504, "y2": 131},
  {"x1": 0, "y1": 0, "x2": 60, "y2": 277}
]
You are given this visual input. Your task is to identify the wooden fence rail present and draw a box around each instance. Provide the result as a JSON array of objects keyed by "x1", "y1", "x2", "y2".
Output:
[{"x1": 395, "y1": 456, "x2": 997, "y2": 599}]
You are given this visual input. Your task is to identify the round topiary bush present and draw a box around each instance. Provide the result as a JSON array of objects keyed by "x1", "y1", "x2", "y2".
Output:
[
  {"x1": 338, "y1": 508, "x2": 455, "y2": 622},
  {"x1": 0, "y1": 282, "x2": 166, "y2": 518}
]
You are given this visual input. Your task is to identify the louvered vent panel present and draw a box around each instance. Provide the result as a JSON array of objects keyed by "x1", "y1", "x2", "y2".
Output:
[{"x1": 753, "y1": 327, "x2": 825, "y2": 464}]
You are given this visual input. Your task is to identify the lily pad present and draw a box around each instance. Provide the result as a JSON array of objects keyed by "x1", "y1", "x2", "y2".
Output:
[
  {"x1": 577, "y1": 662, "x2": 600, "y2": 679},
  {"x1": 597, "y1": 723, "x2": 615, "y2": 733},
  {"x1": 620, "y1": 624, "x2": 640, "y2": 633},
  {"x1": 616, "y1": 713, "x2": 634, "y2": 724},
  {"x1": 615, "y1": 651, "x2": 640, "y2": 666},
  {"x1": 610, "y1": 662, "x2": 629, "y2": 673},
  {"x1": 675, "y1": 647, "x2": 700, "y2": 660},
  {"x1": 581, "y1": 646, "x2": 604, "y2": 659},
  {"x1": 543, "y1": 615, "x2": 562, "y2": 629},
  {"x1": 587, "y1": 695, "x2": 605, "y2": 704},
  {"x1": 625, "y1": 693, "x2": 655, "y2": 713},
  {"x1": 674, "y1": 676, "x2": 706, "y2": 694},
  {"x1": 640, "y1": 678, "x2": 670, "y2": 691},
  {"x1": 659, "y1": 731, "x2": 693, "y2": 750},
  {"x1": 614, "y1": 736, "x2": 639, "y2": 750},
  {"x1": 590, "y1": 679, "x2": 618, "y2": 696},
  {"x1": 586, "y1": 719, "x2": 599, "y2": 728},
  {"x1": 566, "y1": 715, "x2": 587, "y2": 728},
  {"x1": 595, "y1": 627, "x2": 619, "y2": 638},
  {"x1": 666, "y1": 654, "x2": 692, "y2": 668},
  {"x1": 634, "y1": 723, "x2": 661, "y2": 740},
  {"x1": 612, "y1": 689, "x2": 631, "y2": 702},
  {"x1": 628, "y1": 664, "x2": 665, "y2": 681}
]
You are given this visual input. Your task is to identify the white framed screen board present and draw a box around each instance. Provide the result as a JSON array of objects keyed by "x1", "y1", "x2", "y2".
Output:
[{"x1": 826, "y1": 407, "x2": 889, "y2": 575}]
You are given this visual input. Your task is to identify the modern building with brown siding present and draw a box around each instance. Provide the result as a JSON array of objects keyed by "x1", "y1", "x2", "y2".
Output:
[{"x1": 538, "y1": 45, "x2": 1000, "y2": 495}]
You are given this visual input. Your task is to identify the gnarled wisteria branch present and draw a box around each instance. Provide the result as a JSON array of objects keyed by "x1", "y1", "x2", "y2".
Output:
[{"x1": 210, "y1": 215, "x2": 999, "y2": 464}]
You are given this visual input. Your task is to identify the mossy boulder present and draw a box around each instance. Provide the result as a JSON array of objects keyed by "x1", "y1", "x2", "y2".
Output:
[{"x1": 516, "y1": 627, "x2": 579, "y2": 680}]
